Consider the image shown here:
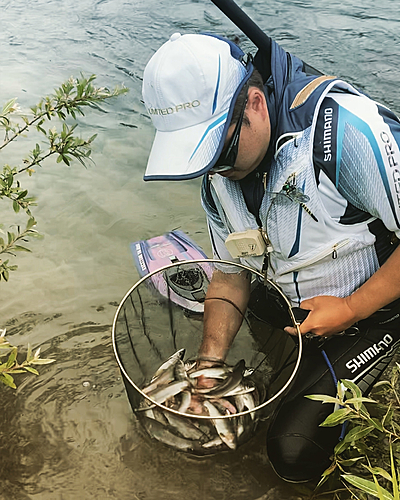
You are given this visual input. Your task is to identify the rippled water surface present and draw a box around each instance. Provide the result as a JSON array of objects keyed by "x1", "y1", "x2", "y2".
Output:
[{"x1": 1, "y1": 0, "x2": 400, "y2": 498}]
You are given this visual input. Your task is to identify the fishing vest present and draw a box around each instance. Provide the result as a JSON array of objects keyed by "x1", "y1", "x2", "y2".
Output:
[{"x1": 206, "y1": 77, "x2": 395, "y2": 305}]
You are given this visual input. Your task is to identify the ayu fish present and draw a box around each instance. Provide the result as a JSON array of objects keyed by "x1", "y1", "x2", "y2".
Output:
[
  {"x1": 151, "y1": 348, "x2": 186, "y2": 381},
  {"x1": 203, "y1": 400, "x2": 237, "y2": 450},
  {"x1": 146, "y1": 379, "x2": 190, "y2": 404}
]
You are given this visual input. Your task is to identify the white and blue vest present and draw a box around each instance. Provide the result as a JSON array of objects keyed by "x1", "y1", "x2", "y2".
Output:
[{"x1": 202, "y1": 78, "x2": 400, "y2": 306}]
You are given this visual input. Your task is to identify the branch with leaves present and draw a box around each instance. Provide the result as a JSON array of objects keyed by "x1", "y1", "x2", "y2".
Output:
[
  {"x1": 0, "y1": 74, "x2": 128, "y2": 281},
  {"x1": 0, "y1": 328, "x2": 55, "y2": 389},
  {"x1": 308, "y1": 369, "x2": 400, "y2": 500}
]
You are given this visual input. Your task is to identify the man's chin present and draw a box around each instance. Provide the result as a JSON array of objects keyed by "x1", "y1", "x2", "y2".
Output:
[{"x1": 220, "y1": 170, "x2": 243, "y2": 180}]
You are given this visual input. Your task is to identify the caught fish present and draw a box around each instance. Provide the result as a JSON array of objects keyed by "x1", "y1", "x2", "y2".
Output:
[
  {"x1": 174, "y1": 358, "x2": 190, "y2": 383},
  {"x1": 178, "y1": 390, "x2": 191, "y2": 413},
  {"x1": 196, "y1": 359, "x2": 245, "y2": 397},
  {"x1": 142, "y1": 364, "x2": 175, "y2": 394},
  {"x1": 151, "y1": 348, "x2": 186, "y2": 381},
  {"x1": 202, "y1": 436, "x2": 224, "y2": 449},
  {"x1": 146, "y1": 379, "x2": 190, "y2": 404},
  {"x1": 140, "y1": 416, "x2": 201, "y2": 452},
  {"x1": 238, "y1": 392, "x2": 257, "y2": 420},
  {"x1": 138, "y1": 351, "x2": 263, "y2": 455},
  {"x1": 203, "y1": 400, "x2": 237, "y2": 450},
  {"x1": 163, "y1": 411, "x2": 208, "y2": 441},
  {"x1": 188, "y1": 366, "x2": 232, "y2": 380},
  {"x1": 223, "y1": 383, "x2": 256, "y2": 398}
]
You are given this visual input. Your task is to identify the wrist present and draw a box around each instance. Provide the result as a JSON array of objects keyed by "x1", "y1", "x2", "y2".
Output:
[
  {"x1": 195, "y1": 355, "x2": 226, "y2": 369},
  {"x1": 344, "y1": 293, "x2": 370, "y2": 323}
]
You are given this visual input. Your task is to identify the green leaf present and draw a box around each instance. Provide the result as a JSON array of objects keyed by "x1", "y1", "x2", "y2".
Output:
[
  {"x1": 341, "y1": 379, "x2": 362, "y2": 399},
  {"x1": 16, "y1": 189, "x2": 28, "y2": 200},
  {"x1": 316, "y1": 461, "x2": 337, "y2": 488},
  {"x1": 320, "y1": 408, "x2": 352, "y2": 427},
  {"x1": 367, "y1": 417, "x2": 385, "y2": 432},
  {"x1": 345, "y1": 397, "x2": 377, "y2": 406},
  {"x1": 5, "y1": 347, "x2": 17, "y2": 368},
  {"x1": 363, "y1": 465, "x2": 393, "y2": 482},
  {"x1": 0, "y1": 372, "x2": 16, "y2": 389},
  {"x1": 334, "y1": 438, "x2": 351, "y2": 454},
  {"x1": 339, "y1": 457, "x2": 364, "y2": 466},
  {"x1": 342, "y1": 475, "x2": 394, "y2": 499},
  {"x1": 30, "y1": 358, "x2": 55, "y2": 365},
  {"x1": 390, "y1": 442, "x2": 399, "y2": 500},
  {"x1": 23, "y1": 366, "x2": 39, "y2": 376},
  {"x1": 26, "y1": 217, "x2": 36, "y2": 230},
  {"x1": 373, "y1": 380, "x2": 392, "y2": 389},
  {"x1": 2, "y1": 98, "x2": 17, "y2": 115},
  {"x1": 305, "y1": 394, "x2": 342, "y2": 405},
  {"x1": 344, "y1": 425, "x2": 375, "y2": 444},
  {"x1": 12, "y1": 245, "x2": 31, "y2": 253}
]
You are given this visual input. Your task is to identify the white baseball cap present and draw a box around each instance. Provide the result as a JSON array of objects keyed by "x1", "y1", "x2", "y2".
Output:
[{"x1": 142, "y1": 33, "x2": 253, "y2": 181}]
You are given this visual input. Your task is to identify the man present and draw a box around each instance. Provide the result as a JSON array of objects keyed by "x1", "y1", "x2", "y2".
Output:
[{"x1": 142, "y1": 32, "x2": 400, "y2": 482}]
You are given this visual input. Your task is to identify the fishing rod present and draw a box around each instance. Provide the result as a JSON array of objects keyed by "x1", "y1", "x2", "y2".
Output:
[
  {"x1": 210, "y1": 0, "x2": 323, "y2": 76},
  {"x1": 210, "y1": 0, "x2": 272, "y2": 53}
]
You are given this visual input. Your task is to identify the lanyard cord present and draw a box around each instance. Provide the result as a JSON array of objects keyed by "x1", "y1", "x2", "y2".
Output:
[{"x1": 321, "y1": 349, "x2": 348, "y2": 441}]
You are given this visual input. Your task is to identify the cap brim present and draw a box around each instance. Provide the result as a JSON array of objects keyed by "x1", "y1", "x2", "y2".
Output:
[{"x1": 143, "y1": 109, "x2": 228, "y2": 181}]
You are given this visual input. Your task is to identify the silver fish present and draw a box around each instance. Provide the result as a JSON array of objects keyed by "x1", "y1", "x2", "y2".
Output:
[
  {"x1": 142, "y1": 364, "x2": 175, "y2": 394},
  {"x1": 163, "y1": 411, "x2": 208, "y2": 441},
  {"x1": 196, "y1": 359, "x2": 245, "y2": 397},
  {"x1": 223, "y1": 383, "x2": 256, "y2": 398},
  {"x1": 146, "y1": 379, "x2": 190, "y2": 404},
  {"x1": 174, "y1": 358, "x2": 190, "y2": 383},
  {"x1": 189, "y1": 366, "x2": 232, "y2": 380},
  {"x1": 140, "y1": 416, "x2": 199, "y2": 452},
  {"x1": 178, "y1": 390, "x2": 191, "y2": 413},
  {"x1": 203, "y1": 400, "x2": 237, "y2": 450},
  {"x1": 151, "y1": 348, "x2": 186, "y2": 381},
  {"x1": 202, "y1": 436, "x2": 224, "y2": 448},
  {"x1": 240, "y1": 392, "x2": 257, "y2": 420}
]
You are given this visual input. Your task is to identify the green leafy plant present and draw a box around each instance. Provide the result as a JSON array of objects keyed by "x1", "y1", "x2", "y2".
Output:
[
  {"x1": 0, "y1": 74, "x2": 128, "y2": 281},
  {"x1": 0, "y1": 328, "x2": 55, "y2": 389},
  {"x1": 307, "y1": 367, "x2": 400, "y2": 499}
]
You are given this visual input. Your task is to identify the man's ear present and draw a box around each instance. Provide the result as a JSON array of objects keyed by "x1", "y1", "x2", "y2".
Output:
[{"x1": 247, "y1": 87, "x2": 268, "y2": 120}]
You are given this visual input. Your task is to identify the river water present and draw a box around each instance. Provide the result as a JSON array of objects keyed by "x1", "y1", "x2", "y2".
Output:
[{"x1": 1, "y1": 0, "x2": 399, "y2": 499}]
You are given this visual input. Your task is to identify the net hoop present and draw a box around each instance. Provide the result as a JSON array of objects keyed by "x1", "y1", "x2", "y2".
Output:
[{"x1": 112, "y1": 258, "x2": 303, "y2": 420}]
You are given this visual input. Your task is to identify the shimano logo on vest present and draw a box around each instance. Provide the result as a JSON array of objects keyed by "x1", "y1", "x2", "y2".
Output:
[
  {"x1": 323, "y1": 108, "x2": 333, "y2": 162},
  {"x1": 345, "y1": 333, "x2": 393, "y2": 373},
  {"x1": 147, "y1": 100, "x2": 201, "y2": 116}
]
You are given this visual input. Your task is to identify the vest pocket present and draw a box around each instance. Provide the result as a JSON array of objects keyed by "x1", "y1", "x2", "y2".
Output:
[{"x1": 279, "y1": 238, "x2": 351, "y2": 276}]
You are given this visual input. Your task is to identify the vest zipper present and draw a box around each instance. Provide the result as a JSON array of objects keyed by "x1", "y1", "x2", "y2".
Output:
[{"x1": 280, "y1": 238, "x2": 351, "y2": 276}]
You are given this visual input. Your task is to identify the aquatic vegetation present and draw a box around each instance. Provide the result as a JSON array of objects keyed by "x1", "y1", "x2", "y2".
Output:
[{"x1": 0, "y1": 74, "x2": 128, "y2": 281}]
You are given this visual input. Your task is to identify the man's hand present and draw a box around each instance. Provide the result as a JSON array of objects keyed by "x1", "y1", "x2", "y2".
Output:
[{"x1": 284, "y1": 295, "x2": 358, "y2": 337}]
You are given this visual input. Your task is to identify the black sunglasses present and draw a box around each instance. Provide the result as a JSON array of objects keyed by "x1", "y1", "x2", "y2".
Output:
[{"x1": 209, "y1": 80, "x2": 250, "y2": 175}]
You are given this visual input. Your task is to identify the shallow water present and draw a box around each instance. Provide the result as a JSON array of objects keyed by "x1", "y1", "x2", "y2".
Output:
[{"x1": 1, "y1": 0, "x2": 400, "y2": 498}]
